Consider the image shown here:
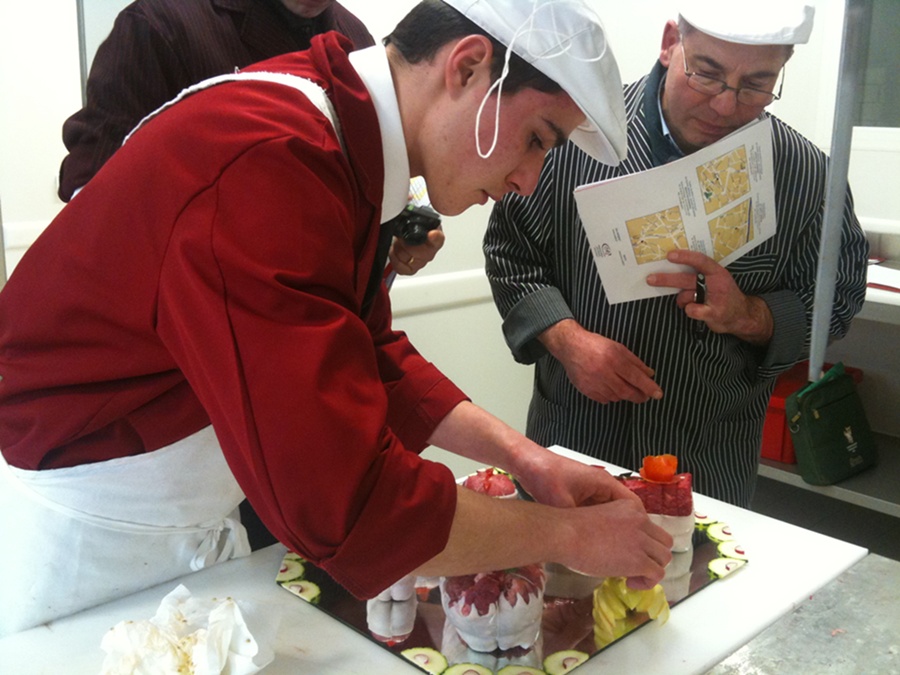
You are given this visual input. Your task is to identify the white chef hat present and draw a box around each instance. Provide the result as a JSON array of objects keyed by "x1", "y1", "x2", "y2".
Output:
[
  {"x1": 441, "y1": 0, "x2": 627, "y2": 166},
  {"x1": 678, "y1": 1, "x2": 815, "y2": 46}
]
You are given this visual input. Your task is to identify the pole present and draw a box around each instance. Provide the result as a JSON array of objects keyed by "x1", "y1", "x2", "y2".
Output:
[{"x1": 807, "y1": 0, "x2": 872, "y2": 382}]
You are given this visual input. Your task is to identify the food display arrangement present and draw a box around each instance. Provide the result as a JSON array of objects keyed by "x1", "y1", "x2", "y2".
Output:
[{"x1": 275, "y1": 460, "x2": 747, "y2": 675}]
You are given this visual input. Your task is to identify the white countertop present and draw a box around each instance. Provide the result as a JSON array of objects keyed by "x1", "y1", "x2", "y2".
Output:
[
  {"x1": 859, "y1": 285, "x2": 900, "y2": 325},
  {"x1": 0, "y1": 453, "x2": 868, "y2": 675}
]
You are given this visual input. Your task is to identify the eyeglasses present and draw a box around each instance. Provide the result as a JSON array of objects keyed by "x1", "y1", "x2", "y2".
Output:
[{"x1": 680, "y1": 41, "x2": 784, "y2": 107}]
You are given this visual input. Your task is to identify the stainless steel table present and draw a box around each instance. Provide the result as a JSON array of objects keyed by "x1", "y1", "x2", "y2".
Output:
[{"x1": 706, "y1": 553, "x2": 900, "y2": 674}]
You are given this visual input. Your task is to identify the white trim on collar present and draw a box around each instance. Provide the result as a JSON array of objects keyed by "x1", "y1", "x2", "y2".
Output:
[{"x1": 348, "y1": 46, "x2": 410, "y2": 224}]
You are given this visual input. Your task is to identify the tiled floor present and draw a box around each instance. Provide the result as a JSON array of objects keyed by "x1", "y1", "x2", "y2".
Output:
[{"x1": 751, "y1": 475, "x2": 900, "y2": 562}]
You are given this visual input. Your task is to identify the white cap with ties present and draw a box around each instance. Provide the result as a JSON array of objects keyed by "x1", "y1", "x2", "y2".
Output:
[
  {"x1": 441, "y1": 0, "x2": 628, "y2": 166},
  {"x1": 678, "y1": 0, "x2": 816, "y2": 46}
]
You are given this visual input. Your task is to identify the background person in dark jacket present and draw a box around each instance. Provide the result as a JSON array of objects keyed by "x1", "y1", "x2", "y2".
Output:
[{"x1": 59, "y1": 0, "x2": 374, "y2": 202}]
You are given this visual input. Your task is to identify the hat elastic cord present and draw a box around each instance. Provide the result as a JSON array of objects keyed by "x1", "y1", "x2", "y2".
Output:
[
  {"x1": 473, "y1": 0, "x2": 609, "y2": 160},
  {"x1": 474, "y1": 42, "x2": 514, "y2": 159}
]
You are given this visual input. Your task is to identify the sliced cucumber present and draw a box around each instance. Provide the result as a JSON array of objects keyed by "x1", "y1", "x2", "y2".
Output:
[
  {"x1": 444, "y1": 664, "x2": 493, "y2": 675},
  {"x1": 275, "y1": 558, "x2": 305, "y2": 582},
  {"x1": 401, "y1": 647, "x2": 449, "y2": 675},
  {"x1": 708, "y1": 557, "x2": 747, "y2": 579},
  {"x1": 693, "y1": 511, "x2": 717, "y2": 529},
  {"x1": 543, "y1": 650, "x2": 588, "y2": 674},
  {"x1": 706, "y1": 522, "x2": 735, "y2": 543},
  {"x1": 717, "y1": 540, "x2": 749, "y2": 561},
  {"x1": 279, "y1": 579, "x2": 321, "y2": 604}
]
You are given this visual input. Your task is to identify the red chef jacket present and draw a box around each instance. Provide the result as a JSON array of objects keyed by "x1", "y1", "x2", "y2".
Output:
[{"x1": 0, "y1": 33, "x2": 465, "y2": 599}]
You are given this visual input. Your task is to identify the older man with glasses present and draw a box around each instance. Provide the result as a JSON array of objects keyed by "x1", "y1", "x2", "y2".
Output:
[
  {"x1": 679, "y1": 42, "x2": 786, "y2": 106},
  {"x1": 484, "y1": 1, "x2": 869, "y2": 508}
]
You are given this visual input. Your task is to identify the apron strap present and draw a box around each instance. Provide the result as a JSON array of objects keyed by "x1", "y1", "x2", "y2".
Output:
[
  {"x1": 123, "y1": 70, "x2": 346, "y2": 154},
  {"x1": 190, "y1": 515, "x2": 251, "y2": 571}
]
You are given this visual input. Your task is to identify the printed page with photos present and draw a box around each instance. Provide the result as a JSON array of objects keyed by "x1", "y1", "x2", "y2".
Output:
[{"x1": 574, "y1": 117, "x2": 776, "y2": 305}]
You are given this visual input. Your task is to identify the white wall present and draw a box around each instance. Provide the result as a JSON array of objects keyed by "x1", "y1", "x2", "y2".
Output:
[
  {"x1": 0, "y1": 1, "x2": 897, "y2": 442},
  {"x1": 0, "y1": 2, "x2": 82, "y2": 272},
  {"x1": 0, "y1": 0, "x2": 863, "y2": 272}
]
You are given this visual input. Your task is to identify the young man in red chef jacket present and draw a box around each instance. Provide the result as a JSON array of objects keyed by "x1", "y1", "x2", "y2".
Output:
[{"x1": 0, "y1": 0, "x2": 672, "y2": 636}]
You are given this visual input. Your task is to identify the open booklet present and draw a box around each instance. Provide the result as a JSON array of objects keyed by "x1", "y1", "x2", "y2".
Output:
[{"x1": 574, "y1": 117, "x2": 776, "y2": 305}]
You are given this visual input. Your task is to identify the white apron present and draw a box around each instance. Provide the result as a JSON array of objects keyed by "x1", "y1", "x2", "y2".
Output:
[
  {"x1": 0, "y1": 425, "x2": 249, "y2": 637},
  {"x1": 0, "y1": 72, "x2": 342, "y2": 638}
]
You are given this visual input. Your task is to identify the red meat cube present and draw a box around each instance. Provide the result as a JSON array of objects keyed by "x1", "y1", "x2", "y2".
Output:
[{"x1": 622, "y1": 473, "x2": 692, "y2": 516}]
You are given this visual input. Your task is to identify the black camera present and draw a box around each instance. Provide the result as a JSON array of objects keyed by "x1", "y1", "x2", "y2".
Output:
[{"x1": 390, "y1": 203, "x2": 442, "y2": 246}]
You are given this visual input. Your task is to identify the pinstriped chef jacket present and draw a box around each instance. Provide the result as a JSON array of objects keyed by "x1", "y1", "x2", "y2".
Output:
[{"x1": 484, "y1": 60, "x2": 869, "y2": 508}]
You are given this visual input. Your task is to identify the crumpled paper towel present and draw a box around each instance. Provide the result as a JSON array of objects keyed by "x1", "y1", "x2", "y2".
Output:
[{"x1": 99, "y1": 584, "x2": 278, "y2": 675}]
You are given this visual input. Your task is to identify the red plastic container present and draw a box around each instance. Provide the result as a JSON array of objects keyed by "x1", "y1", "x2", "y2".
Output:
[{"x1": 761, "y1": 361, "x2": 863, "y2": 464}]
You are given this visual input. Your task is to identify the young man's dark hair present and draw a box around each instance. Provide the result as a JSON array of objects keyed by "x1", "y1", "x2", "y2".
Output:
[{"x1": 385, "y1": 0, "x2": 562, "y2": 94}]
